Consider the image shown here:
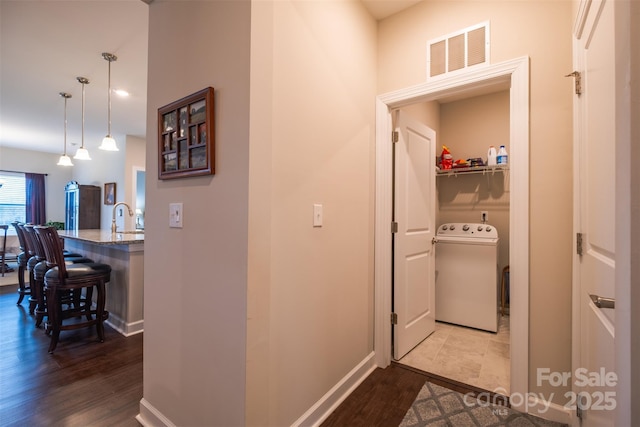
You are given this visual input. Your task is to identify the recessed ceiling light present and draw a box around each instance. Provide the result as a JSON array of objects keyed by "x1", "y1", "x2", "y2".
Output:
[{"x1": 114, "y1": 89, "x2": 130, "y2": 97}]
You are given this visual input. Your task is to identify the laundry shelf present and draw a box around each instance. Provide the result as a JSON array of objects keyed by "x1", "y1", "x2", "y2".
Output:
[{"x1": 436, "y1": 165, "x2": 509, "y2": 177}]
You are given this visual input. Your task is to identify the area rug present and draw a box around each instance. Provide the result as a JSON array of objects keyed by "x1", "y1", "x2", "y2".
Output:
[{"x1": 399, "y1": 381, "x2": 566, "y2": 427}]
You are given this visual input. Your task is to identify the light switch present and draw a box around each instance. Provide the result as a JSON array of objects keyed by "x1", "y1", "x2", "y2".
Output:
[
  {"x1": 169, "y1": 203, "x2": 183, "y2": 228},
  {"x1": 313, "y1": 204, "x2": 323, "y2": 227}
]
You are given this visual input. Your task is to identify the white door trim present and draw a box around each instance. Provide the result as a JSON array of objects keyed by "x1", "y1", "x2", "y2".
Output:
[{"x1": 374, "y1": 56, "x2": 530, "y2": 409}]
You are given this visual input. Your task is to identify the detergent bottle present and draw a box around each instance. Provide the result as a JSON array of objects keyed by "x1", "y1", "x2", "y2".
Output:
[
  {"x1": 497, "y1": 145, "x2": 508, "y2": 165},
  {"x1": 487, "y1": 146, "x2": 497, "y2": 166}
]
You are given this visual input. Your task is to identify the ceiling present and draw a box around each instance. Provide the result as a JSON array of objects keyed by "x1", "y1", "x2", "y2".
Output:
[
  {"x1": 0, "y1": 0, "x2": 149, "y2": 155},
  {"x1": 0, "y1": 0, "x2": 420, "y2": 156}
]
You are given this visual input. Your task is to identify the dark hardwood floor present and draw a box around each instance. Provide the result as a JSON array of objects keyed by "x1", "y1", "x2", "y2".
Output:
[
  {"x1": 321, "y1": 362, "x2": 508, "y2": 427},
  {"x1": 0, "y1": 281, "x2": 505, "y2": 427},
  {"x1": 0, "y1": 284, "x2": 142, "y2": 427}
]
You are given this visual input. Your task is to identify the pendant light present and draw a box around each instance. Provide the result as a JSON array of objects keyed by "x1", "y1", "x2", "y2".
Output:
[
  {"x1": 57, "y1": 92, "x2": 73, "y2": 167},
  {"x1": 99, "y1": 52, "x2": 119, "y2": 151},
  {"x1": 74, "y1": 77, "x2": 92, "y2": 160}
]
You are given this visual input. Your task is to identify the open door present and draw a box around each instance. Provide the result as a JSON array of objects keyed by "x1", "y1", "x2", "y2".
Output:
[
  {"x1": 393, "y1": 111, "x2": 436, "y2": 360},
  {"x1": 572, "y1": 0, "x2": 617, "y2": 424}
]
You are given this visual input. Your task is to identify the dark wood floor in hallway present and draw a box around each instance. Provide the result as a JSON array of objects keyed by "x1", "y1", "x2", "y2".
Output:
[
  {"x1": 0, "y1": 281, "x2": 497, "y2": 427},
  {"x1": 0, "y1": 284, "x2": 142, "y2": 427},
  {"x1": 321, "y1": 362, "x2": 505, "y2": 427}
]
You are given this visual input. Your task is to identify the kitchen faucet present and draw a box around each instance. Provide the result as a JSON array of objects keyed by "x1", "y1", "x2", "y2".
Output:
[{"x1": 111, "y1": 202, "x2": 134, "y2": 233}]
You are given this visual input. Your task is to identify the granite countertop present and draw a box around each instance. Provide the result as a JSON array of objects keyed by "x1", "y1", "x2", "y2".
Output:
[{"x1": 58, "y1": 229, "x2": 145, "y2": 245}]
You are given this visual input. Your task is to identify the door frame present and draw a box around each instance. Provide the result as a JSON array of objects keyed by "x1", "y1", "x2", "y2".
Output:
[{"x1": 373, "y1": 56, "x2": 530, "y2": 408}]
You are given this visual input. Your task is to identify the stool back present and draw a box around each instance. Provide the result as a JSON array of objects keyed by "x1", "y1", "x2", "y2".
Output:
[
  {"x1": 23, "y1": 225, "x2": 46, "y2": 262},
  {"x1": 11, "y1": 222, "x2": 28, "y2": 256},
  {"x1": 16, "y1": 223, "x2": 37, "y2": 259},
  {"x1": 34, "y1": 226, "x2": 68, "y2": 281}
]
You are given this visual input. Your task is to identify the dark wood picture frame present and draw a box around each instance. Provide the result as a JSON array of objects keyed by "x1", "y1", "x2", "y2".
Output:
[
  {"x1": 158, "y1": 87, "x2": 215, "y2": 179},
  {"x1": 104, "y1": 182, "x2": 116, "y2": 205}
]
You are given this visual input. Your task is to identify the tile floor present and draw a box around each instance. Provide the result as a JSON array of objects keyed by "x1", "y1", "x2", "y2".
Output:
[{"x1": 398, "y1": 315, "x2": 510, "y2": 395}]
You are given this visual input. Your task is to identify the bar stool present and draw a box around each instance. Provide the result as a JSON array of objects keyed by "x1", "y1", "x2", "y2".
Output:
[
  {"x1": 1, "y1": 225, "x2": 9, "y2": 276},
  {"x1": 12, "y1": 222, "x2": 33, "y2": 309},
  {"x1": 23, "y1": 224, "x2": 94, "y2": 328},
  {"x1": 35, "y1": 226, "x2": 112, "y2": 353}
]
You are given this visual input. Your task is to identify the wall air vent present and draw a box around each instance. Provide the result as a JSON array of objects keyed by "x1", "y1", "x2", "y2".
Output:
[{"x1": 427, "y1": 22, "x2": 490, "y2": 80}]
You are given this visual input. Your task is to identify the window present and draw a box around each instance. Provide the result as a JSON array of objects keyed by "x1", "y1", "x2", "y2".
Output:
[{"x1": 0, "y1": 172, "x2": 26, "y2": 232}]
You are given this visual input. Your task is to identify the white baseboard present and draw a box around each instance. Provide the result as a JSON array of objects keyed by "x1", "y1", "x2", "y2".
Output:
[
  {"x1": 136, "y1": 398, "x2": 177, "y2": 427},
  {"x1": 106, "y1": 315, "x2": 144, "y2": 337},
  {"x1": 526, "y1": 395, "x2": 572, "y2": 425},
  {"x1": 291, "y1": 352, "x2": 377, "y2": 427}
]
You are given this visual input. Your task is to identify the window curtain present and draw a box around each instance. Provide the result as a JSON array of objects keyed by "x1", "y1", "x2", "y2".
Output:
[{"x1": 25, "y1": 173, "x2": 46, "y2": 225}]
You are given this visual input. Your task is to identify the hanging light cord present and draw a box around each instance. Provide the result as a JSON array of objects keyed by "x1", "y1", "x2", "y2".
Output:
[
  {"x1": 77, "y1": 77, "x2": 89, "y2": 149},
  {"x1": 102, "y1": 52, "x2": 117, "y2": 138},
  {"x1": 64, "y1": 95, "x2": 69, "y2": 154},
  {"x1": 99, "y1": 52, "x2": 119, "y2": 151},
  {"x1": 60, "y1": 92, "x2": 71, "y2": 155},
  {"x1": 107, "y1": 57, "x2": 112, "y2": 137},
  {"x1": 83, "y1": 80, "x2": 86, "y2": 146}
]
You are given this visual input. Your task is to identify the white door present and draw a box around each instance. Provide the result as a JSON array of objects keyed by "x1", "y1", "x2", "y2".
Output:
[
  {"x1": 393, "y1": 111, "x2": 436, "y2": 360},
  {"x1": 573, "y1": 0, "x2": 616, "y2": 425}
]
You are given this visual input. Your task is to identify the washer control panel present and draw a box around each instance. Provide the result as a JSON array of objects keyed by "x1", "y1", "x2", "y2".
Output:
[{"x1": 438, "y1": 223, "x2": 498, "y2": 239}]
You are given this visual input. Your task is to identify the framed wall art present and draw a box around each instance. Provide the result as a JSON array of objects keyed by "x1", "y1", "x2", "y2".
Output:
[
  {"x1": 104, "y1": 182, "x2": 116, "y2": 205},
  {"x1": 158, "y1": 87, "x2": 215, "y2": 179}
]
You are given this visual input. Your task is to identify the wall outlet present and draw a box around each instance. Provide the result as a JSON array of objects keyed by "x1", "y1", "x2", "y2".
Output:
[{"x1": 481, "y1": 211, "x2": 488, "y2": 223}]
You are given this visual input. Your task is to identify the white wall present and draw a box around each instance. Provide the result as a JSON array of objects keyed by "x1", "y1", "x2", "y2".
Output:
[
  {"x1": 70, "y1": 140, "x2": 126, "y2": 230},
  {"x1": 0, "y1": 142, "x2": 144, "y2": 233},
  {"x1": 0, "y1": 146, "x2": 72, "y2": 223},
  {"x1": 142, "y1": 1, "x2": 377, "y2": 425},
  {"x1": 248, "y1": 1, "x2": 377, "y2": 425},
  {"x1": 141, "y1": 1, "x2": 251, "y2": 426}
]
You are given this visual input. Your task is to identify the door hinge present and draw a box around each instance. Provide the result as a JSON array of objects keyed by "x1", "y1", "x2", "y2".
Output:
[
  {"x1": 565, "y1": 71, "x2": 582, "y2": 95},
  {"x1": 576, "y1": 405, "x2": 583, "y2": 420},
  {"x1": 391, "y1": 312, "x2": 398, "y2": 324},
  {"x1": 391, "y1": 221, "x2": 398, "y2": 233},
  {"x1": 392, "y1": 131, "x2": 399, "y2": 143},
  {"x1": 576, "y1": 232, "x2": 583, "y2": 256}
]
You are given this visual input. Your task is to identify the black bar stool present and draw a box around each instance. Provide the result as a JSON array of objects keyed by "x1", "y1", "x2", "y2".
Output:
[
  {"x1": 12, "y1": 222, "x2": 33, "y2": 310},
  {"x1": 0, "y1": 224, "x2": 10, "y2": 276},
  {"x1": 35, "y1": 226, "x2": 112, "y2": 353},
  {"x1": 23, "y1": 224, "x2": 94, "y2": 328}
]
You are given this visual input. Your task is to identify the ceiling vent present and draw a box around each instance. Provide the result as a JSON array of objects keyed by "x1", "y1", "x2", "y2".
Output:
[{"x1": 427, "y1": 22, "x2": 490, "y2": 80}]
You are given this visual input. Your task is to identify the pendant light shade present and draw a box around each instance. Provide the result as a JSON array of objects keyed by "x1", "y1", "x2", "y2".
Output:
[
  {"x1": 74, "y1": 77, "x2": 92, "y2": 160},
  {"x1": 99, "y1": 52, "x2": 119, "y2": 151},
  {"x1": 57, "y1": 92, "x2": 73, "y2": 167}
]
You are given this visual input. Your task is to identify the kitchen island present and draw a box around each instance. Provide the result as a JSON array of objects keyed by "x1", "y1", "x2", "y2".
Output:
[{"x1": 58, "y1": 229, "x2": 144, "y2": 336}]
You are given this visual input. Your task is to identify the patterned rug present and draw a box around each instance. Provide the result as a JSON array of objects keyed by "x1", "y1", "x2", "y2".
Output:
[{"x1": 400, "y1": 382, "x2": 566, "y2": 427}]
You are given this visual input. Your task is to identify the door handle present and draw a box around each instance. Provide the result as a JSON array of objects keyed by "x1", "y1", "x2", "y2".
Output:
[{"x1": 589, "y1": 294, "x2": 615, "y2": 309}]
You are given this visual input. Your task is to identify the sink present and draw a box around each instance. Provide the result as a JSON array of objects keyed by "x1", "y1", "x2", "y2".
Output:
[{"x1": 117, "y1": 230, "x2": 145, "y2": 234}]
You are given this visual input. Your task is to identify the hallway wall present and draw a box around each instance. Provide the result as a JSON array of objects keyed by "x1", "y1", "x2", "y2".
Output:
[
  {"x1": 141, "y1": 1, "x2": 251, "y2": 425},
  {"x1": 142, "y1": 1, "x2": 377, "y2": 426},
  {"x1": 248, "y1": 1, "x2": 377, "y2": 425},
  {"x1": 378, "y1": 0, "x2": 573, "y2": 404}
]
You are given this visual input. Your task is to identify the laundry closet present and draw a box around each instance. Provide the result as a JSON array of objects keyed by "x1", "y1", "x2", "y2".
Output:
[{"x1": 398, "y1": 88, "x2": 511, "y2": 393}]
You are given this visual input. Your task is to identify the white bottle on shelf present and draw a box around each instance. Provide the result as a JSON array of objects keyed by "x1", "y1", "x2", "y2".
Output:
[
  {"x1": 497, "y1": 145, "x2": 508, "y2": 165},
  {"x1": 487, "y1": 146, "x2": 497, "y2": 166}
]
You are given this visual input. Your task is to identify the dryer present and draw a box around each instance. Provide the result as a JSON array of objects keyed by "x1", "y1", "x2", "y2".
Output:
[{"x1": 435, "y1": 223, "x2": 499, "y2": 332}]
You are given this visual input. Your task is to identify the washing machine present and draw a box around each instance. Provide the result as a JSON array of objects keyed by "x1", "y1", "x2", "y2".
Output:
[{"x1": 435, "y1": 222, "x2": 499, "y2": 332}]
